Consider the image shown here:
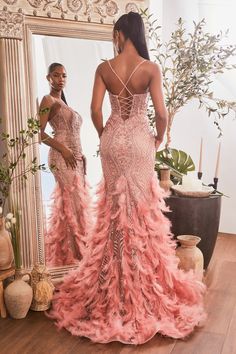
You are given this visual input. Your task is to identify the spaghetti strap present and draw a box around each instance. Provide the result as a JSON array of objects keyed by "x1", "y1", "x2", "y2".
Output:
[
  {"x1": 124, "y1": 60, "x2": 147, "y2": 86},
  {"x1": 107, "y1": 60, "x2": 127, "y2": 87},
  {"x1": 107, "y1": 60, "x2": 146, "y2": 96}
]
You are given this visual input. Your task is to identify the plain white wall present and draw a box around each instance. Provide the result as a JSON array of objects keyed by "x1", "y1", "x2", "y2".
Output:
[{"x1": 150, "y1": 0, "x2": 236, "y2": 234}]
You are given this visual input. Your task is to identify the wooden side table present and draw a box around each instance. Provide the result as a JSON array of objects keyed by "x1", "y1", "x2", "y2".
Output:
[{"x1": 0, "y1": 267, "x2": 15, "y2": 318}]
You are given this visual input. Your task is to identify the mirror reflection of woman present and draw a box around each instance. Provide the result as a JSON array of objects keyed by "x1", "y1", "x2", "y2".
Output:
[
  {"x1": 49, "y1": 14, "x2": 206, "y2": 344},
  {"x1": 39, "y1": 63, "x2": 90, "y2": 267}
]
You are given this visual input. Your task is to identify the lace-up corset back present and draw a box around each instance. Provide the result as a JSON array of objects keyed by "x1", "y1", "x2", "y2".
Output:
[{"x1": 107, "y1": 60, "x2": 147, "y2": 120}]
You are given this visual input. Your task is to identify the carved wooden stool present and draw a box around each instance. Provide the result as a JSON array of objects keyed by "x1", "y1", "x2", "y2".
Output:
[{"x1": 0, "y1": 268, "x2": 15, "y2": 318}]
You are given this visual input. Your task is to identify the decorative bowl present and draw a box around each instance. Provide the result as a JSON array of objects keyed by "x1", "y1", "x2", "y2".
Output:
[{"x1": 171, "y1": 185, "x2": 214, "y2": 198}]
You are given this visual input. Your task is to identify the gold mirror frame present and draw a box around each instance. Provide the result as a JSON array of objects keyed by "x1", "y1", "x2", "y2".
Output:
[{"x1": 0, "y1": 0, "x2": 148, "y2": 280}]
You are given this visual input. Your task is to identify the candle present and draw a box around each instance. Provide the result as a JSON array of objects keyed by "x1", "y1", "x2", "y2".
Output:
[
  {"x1": 198, "y1": 137, "x2": 203, "y2": 172},
  {"x1": 214, "y1": 141, "x2": 221, "y2": 178},
  {"x1": 182, "y1": 175, "x2": 202, "y2": 191}
]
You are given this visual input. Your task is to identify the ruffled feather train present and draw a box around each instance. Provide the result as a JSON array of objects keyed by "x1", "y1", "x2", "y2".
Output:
[
  {"x1": 45, "y1": 175, "x2": 91, "y2": 266},
  {"x1": 48, "y1": 174, "x2": 206, "y2": 344}
]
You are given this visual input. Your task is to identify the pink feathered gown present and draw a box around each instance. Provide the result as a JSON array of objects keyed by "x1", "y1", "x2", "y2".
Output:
[
  {"x1": 48, "y1": 62, "x2": 206, "y2": 344},
  {"x1": 45, "y1": 102, "x2": 90, "y2": 266}
]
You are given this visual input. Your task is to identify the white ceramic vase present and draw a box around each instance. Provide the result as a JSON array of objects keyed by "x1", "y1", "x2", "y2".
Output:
[
  {"x1": 0, "y1": 217, "x2": 14, "y2": 270},
  {"x1": 4, "y1": 269, "x2": 33, "y2": 319},
  {"x1": 176, "y1": 235, "x2": 204, "y2": 280}
]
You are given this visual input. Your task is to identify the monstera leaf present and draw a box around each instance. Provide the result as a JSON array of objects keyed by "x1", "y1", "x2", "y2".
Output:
[{"x1": 155, "y1": 148, "x2": 195, "y2": 184}]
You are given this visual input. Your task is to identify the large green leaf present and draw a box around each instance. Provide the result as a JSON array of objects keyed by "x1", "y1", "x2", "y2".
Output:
[{"x1": 155, "y1": 148, "x2": 195, "y2": 183}]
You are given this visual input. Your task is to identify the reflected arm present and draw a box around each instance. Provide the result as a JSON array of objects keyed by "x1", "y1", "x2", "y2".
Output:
[
  {"x1": 90, "y1": 65, "x2": 106, "y2": 137},
  {"x1": 39, "y1": 96, "x2": 65, "y2": 153}
]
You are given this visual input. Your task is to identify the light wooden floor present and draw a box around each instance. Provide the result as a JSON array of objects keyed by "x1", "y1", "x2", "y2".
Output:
[{"x1": 1, "y1": 233, "x2": 236, "y2": 354}]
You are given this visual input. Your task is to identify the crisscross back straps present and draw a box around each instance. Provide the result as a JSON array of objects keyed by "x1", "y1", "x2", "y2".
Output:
[{"x1": 107, "y1": 59, "x2": 146, "y2": 96}]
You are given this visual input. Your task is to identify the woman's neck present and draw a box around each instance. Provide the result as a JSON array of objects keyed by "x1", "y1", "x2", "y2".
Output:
[
  {"x1": 121, "y1": 39, "x2": 139, "y2": 57},
  {"x1": 50, "y1": 89, "x2": 62, "y2": 99}
]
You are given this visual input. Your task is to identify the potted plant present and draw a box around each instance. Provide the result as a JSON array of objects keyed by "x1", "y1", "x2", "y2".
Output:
[
  {"x1": 0, "y1": 117, "x2": 46, "y2": 318},
  {"x1": 143, "y1": 12, "x2": 236, "y2": 149},
  {"x1": 141, "y1": 11, "x2": 236, "y2": 268},
  {"x1": 143, "y1": 11, "x2": 236, "y2": 177}
]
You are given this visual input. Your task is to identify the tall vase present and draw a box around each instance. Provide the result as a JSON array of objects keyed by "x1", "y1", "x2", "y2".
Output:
[
  {"x1": 176, "y1": 235, "x2": 204, "y2": 280},
  {"x1": 159, "y1": 167, "x2": 173, "y2": 192},
  {"x1": 0, "y1": 217, "x2": 14, "y2": 270},
  {"x1": 4, "y1": 269, "x2": 33, "y2": 319}
]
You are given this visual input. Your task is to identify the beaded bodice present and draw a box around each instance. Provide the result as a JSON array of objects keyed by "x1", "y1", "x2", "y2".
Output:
[
  {"x1": 49, "y1": 102, "x2": 83, "y2": 153},
  {"x1": 100, "y1": 61, "x2": 155, "y2": 195}
]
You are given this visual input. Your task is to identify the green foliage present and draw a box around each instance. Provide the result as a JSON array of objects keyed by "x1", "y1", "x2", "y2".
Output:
[
  {"x1": 39, "y1": 107, "x2": 50, "y2": 115},
  {"x1": 155, "y1": 148, "x2": 195, "y2": 184},
  {"x1": 0, "y1": 118, "x2": 45, "y2": 212},
  {"x1": 141, "y1": 9, "x2": 236, "y2": 142}
]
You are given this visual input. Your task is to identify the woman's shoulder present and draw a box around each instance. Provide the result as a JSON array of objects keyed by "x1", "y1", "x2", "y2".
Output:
[
  {"x1": 96, "y1": 60, "x2": 110, "y2": 73},
  {"x1": 39, "y1": 95, "x2": 63, "y2": 119},
  {"x1": 143, "y1": 60, "x2": 160, "y2": 71},
  {"x1": 40, "y1": 94, "x2": 55, "y2": 107},
  {"x1": 142, "y1": 61, "x2": 162, "y2": 81},
  {"x1": 40, "y1": 95, "x2": 64, "y2": 110}
]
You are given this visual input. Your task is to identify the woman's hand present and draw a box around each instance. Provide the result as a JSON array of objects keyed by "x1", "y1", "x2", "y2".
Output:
[{"x1": 61, "y1": 147, "x2": 77, "y2": 169}]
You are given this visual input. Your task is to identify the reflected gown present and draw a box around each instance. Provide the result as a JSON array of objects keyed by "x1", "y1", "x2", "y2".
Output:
[
  {"x1": 45, "y1": 102, "x2": 91, "y2": 266},
  {"x1": 48, "y1": 62, "x2": 206, "y2": 344}
]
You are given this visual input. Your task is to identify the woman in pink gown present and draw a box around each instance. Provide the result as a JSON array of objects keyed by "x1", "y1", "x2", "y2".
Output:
[
  {"x1": 39, "y1": 63, "x2": 90, "y2": 266},
  {"x1": 49, "y1": 13, "x2": 206, "y2": 343}
]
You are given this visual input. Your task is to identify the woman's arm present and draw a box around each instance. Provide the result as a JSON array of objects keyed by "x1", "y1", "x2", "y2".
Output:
[
  {"x1": 149, "y1": 63, "x2": 168, "y2": 150},
  {"x1": 39, "y1": 96, "x2": 64, "y2": 152},
  {"x1": 39, "y1": 96, "x2": 77, "y2": 169},
  {"x1": 90, "y1": 64, "x2": 106, "y2": 137}
]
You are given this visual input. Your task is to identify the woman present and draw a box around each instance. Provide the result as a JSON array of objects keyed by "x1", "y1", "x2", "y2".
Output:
[
  {"x1": 39, "y1": 63, "x2": 90, "y2": 266},
  {"x1": 49, "y1": 14, "x2": 206, "y2": 344}
]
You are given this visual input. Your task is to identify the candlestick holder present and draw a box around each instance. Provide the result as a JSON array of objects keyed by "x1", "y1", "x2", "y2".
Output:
[
  {"x1": 197, "y1": 172, "x2": 203, "y2": 180},
  {"x1": 208, "y1": 177, "x2": 218, "y2": 191}
]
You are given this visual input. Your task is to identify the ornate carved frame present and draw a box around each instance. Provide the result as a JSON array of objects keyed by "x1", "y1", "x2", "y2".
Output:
[{"x1": 0, "y1": 0, "x2": 148, "y2": 280}]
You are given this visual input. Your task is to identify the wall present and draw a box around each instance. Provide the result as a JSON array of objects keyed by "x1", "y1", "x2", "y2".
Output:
[{"x1": 150, "y1": 0, "x2": 236, "y2": 234}]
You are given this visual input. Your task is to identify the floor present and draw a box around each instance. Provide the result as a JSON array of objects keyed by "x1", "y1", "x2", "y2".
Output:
[{"x1": 1, "y1": 233, "x2": 236, "y2": 354}]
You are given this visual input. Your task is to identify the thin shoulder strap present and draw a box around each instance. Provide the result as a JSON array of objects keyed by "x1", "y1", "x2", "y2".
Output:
[
  {"x1": 119, "y1": 59, "x2": 146, "y2": 96},
  {"x1": 124, "y1": 59, "x2": 147, "y2": 86},
  {"x1": 107, "y1": 60, "x2": 133, "y2": 96}
]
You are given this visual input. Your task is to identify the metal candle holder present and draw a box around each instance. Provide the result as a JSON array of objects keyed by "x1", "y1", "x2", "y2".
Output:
[
  {"x1": 198, "y1": 173, "x2": 218, "y2": 191},
  {"x1": 208, "y1": 177, "x2": 218, "y2": 191},
  {"x1": 197, "y1": 172, "x2": 203, "y2": 180}
]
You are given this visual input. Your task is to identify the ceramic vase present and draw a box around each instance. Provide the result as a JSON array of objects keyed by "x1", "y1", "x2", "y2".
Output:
[
  {"x1": 0, "y1": 217, "x2": 14, "y2": 270},
  {"x1": 30, "y1": 264, "x2": 54, "y2": 311},
  {"x1": 176, "y1": 235, "x2": 204, "y2": 280},
  {"x1": 4, "y1": 269, "x2": 33, "y2": 319},
  {"x1": 159, "y1": 168, "x2": 173, "y2": 192}
]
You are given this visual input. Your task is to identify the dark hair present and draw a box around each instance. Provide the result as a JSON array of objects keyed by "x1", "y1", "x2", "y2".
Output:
[
  {"x1": 48, "y1": 62, "x2": 68, "y2": 105},
  {"x1": 114, "y1": 12, "x2": 150, "y2": 60}
]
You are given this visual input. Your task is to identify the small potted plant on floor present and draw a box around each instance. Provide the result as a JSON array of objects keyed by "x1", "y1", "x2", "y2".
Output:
[{"x1": 0, "y1": 117, "x2": 46, "y2": 318}]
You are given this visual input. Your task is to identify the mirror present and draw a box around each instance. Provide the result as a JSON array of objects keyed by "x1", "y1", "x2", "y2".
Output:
[
  {"x1": 0, "y1": 0, "x2": 149, "y2": 281},
  {"x1": 33, "y1": 34, "x2": 113, "y2": 269}
]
